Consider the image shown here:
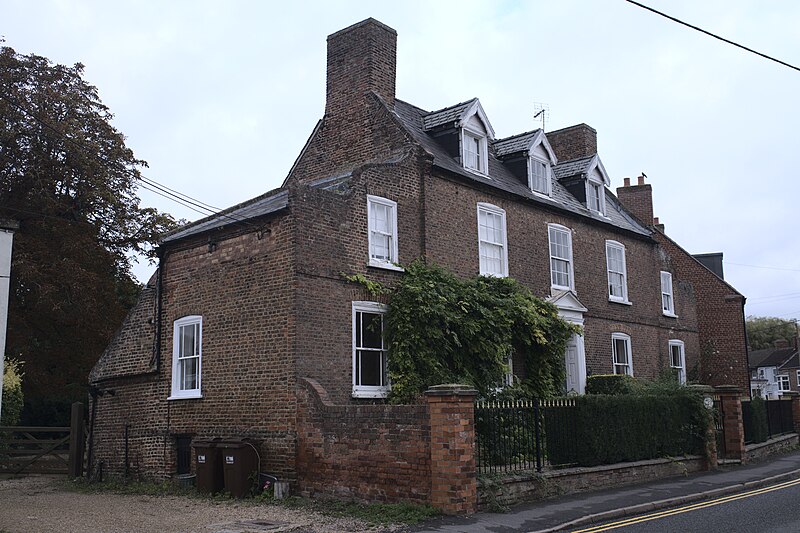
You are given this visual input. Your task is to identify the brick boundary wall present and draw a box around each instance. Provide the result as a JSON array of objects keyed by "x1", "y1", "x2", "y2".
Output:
[
  {"x1": 295, "y1": 378, "x2": 432, "y2": 504},
  {"x1": 480, "y1": 456, "x2": 707, "y2": 509},
  {"x1": 715, "y1": 386, "x2": 746, "y2": 463},
  {"x1": 295, "y1": 380, "x2": 480, "y2": 514}
]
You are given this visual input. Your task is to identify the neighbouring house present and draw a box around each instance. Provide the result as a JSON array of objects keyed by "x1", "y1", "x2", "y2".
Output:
[
  {"x1": 89, "y1": 18, "x2": 750, "y2": 498},
  {"x1": 749, "y1": 340, "x2": 798, "y2": 398}
]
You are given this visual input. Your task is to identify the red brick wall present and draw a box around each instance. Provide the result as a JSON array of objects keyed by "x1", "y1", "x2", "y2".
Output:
[
  {"x1": 422, "y1": 173, "x2": 700, "y2": 380},
  {"x1": 90, "y1": 212, "x2": 299, "y2": 480},
  {"x1": 616, "y1": 182, "x2": 654, "y2": 226},
  {"x1": 296, "y1": 378, "x2": 431, "y2": 503},
  {"x1": 654, "y1": 231, "x2": 749, "y2": 390}
]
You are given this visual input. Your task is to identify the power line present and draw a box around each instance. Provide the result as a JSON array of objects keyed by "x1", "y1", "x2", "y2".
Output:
[
  {"x1": 624, "y1": 0, "x2": 800, "y2": 73},
  {"x1": 725, "y1": 261, "x2": 800, "y2": 273}
]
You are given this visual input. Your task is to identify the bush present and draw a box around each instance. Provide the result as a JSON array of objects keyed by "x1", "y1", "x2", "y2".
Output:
[
  {"x1": 585, "y1": 374, "x2": 638, "y2": 395},
  {"x1": 1, "y1": 359, "x2": 24, "y2": 426},
  {"x1": 545, "y1": 389, "x2": 708, "y2": 467}
]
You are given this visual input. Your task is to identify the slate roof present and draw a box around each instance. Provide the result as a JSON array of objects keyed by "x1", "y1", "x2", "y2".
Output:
[
  {"x1": 422, "y1": 99, "x2": 477, "y2": 131},
  {"x1": 393, "y1": 98, "x2": 650, "y2": 237},
  {"x1": 162, "y1": 189, "x2": 289, "y2": 243},
  {"x1": 553, "y1": 155, "x2": 596, "y2": 180},
  {"x1": 749, "y1": 347, "x2": 796, "y2": 369},
  {"x1": 493, "y1": 130, "x2": 542, "y2": 158},
  {"x1": 779, "y1": 352, "x2": 800, "y2": 370}
]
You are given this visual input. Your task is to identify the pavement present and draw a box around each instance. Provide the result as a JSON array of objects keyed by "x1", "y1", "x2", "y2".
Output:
[{"x1": 412, "y1": 450, "x2": 800, "y2": 533}]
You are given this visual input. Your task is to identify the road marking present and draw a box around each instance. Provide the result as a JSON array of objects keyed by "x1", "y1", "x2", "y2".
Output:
[{"x1": 570, "y1": 477, "x2": 800, "y2": 532}]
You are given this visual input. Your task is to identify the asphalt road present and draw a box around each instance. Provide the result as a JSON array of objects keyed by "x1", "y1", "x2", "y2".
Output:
[{"x1": 568, "y1": 477, "x2": 800, "y2": 533}]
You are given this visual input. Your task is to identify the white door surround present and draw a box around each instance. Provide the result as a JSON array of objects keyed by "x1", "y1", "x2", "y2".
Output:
[{"x1": 548, "y1": 290, "x2": 588, "y2": 394}]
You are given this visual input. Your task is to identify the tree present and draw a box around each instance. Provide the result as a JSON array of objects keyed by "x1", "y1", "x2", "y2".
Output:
[
  {"x1": 746, "y1": 316, "x2": 797, "y2": 351},
  {"x1": 0, "y1": 45, "x2": 176, "y2": 423}
]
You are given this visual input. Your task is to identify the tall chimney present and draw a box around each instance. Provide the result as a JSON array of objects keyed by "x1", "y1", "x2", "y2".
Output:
[
  {"x1": 325, "y1": 18, "x2": 397, "y2": 117},
  {"x1": 545, "y1": 124, "x2": 597, "y2": 162},
  {"x1": 616, "y1": 174, "x2": 654, "y2": 227}
]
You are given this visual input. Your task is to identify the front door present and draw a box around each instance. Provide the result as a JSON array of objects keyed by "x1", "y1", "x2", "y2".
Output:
[{"x1": 565, "y1": 338, "x2": 581, "y2": 394}]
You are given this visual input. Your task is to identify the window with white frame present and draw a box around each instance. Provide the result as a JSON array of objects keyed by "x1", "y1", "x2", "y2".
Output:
[
  {"x1": 170, "y1": 316, "x2": 202, "y2": 399},
  {"x1": 606, "y1": 241, "x2": 628, "y2": 303},
  {"x1": 462, "y1": 129, "x2": 487, "y2": 174},
  {"x1": 612, "y1": 333, "x2": 633, "y2": 376},
  {"x1": 778, "y1": 374, "x2": 791, "y2": 392},
  {"x1": 661, "y1": 271, "x2": 676, "y2": 316},
  {"x1": 796, "y1": 370, "x2": 800, "y2": 387},
  {"x1": 586, "y1": 180, "x2": 605, "y2": 215},
  {"x1": 367, "y1": 195, "x2": 399, "y2": 269},
  {"x1": 477, "y1": 203, "x2": 508, "y2": 277},
  {"x1": 352, "y1": 301, "x2": 389, "y2": 398},
  {"x1": 548, "y1": 224, "x2": 574, "y2": 291},
  {"x1": 529, "y1": 157, "x2": 550, "y2": 195},
  {"x1": 669, "y1": 340, "x2": 686, "y2": 385}
]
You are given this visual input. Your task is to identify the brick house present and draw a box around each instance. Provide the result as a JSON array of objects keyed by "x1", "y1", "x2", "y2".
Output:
[{"x1": 89, "y1": 18, "x2": 749, "y2": 493}]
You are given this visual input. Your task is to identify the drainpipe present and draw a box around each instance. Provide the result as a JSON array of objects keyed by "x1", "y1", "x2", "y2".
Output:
[{"x1": 0, "y1": 219, "x2": 19, "y2": 423}]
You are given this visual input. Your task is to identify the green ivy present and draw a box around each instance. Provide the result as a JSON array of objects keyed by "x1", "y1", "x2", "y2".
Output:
[
  {"x1": 347, "y1": 261, "x2": 580, "y2": 403},
  {"x1": 1, "y1": 358, "x2": 24, "y2": 426}
]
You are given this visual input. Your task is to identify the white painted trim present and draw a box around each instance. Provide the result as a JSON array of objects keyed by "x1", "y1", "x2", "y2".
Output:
[
  {"x1": 531, "y1": 130, "x2": 558, "y2": 165},
  {"x1": 477, "y1": 203, "x2": 509, "y2": 278},
  {"x1": 527, "y1": 155, "x2": 552, "y2": 196},
  {"x1": 557, "y1": 305, "x2": 586, "y2": 394},
  {"x1": 170, "y1": 315, "x2": 203, "y2": 400},
  {"x1": 461, "y1": 127, "x2": 490, "y2": 176},
  {"x1": 548, "y1": 223, "x2": 575, "y2": 292},
  {"x1": 605, "y1": 240, "x2": 630, "y2": 304},
  {"x1": 367, "y1": 195, "x2": 399, "y2": 269},
  {"x1": 661, "y1": 271, "x2": 677, "y2": 317},
  {"x1": 668, "y1": 340, "x2": 686, "y2": 385},
  {"x1": 611, "y1": 332, "x2": 633, "y2": 376},
  {"x1": 352, "y1": 301, "x2": 390, "y2": 399},
  {"x1": 458, "y1": 99, "x2": 495, "y2": 140}
]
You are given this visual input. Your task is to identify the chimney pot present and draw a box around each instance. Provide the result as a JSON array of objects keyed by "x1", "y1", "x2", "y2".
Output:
[
  {"x1": 623, "y1": 177, "x2": 631, "y2": 187},
  {"x1": 637, "y1": 175, "x2": 645, "y2": 186}
]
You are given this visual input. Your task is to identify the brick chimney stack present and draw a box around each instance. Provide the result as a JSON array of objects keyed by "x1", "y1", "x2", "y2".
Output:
[
  {"x1": 545, "y1": 124, "x2": 597, "y2": 162},
  {"x1": 616, "y1": 174, "x2": 654, "y2": 227},
  {"x1": 325, "y1": 18, "x2": 397, "y2": 117}
]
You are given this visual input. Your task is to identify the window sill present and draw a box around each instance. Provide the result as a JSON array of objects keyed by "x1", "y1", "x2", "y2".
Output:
[
  {"x1": 551, "y1": 285, "x2": 574, "y2": 293},
  {"x1": 662, "y1": 312, "x2": 679, "y2": 318},
  {"x1": 481, "y1": 271, "x2": 508, "y2": 278},
  {"x1": 609, "y1": 298, "x2": 632, "y2": 306},
  {"x1": 368, "y1": 260, "x2": 404, "y2": 272},
  {"x1": 352, "y1": 388, "x2": 389, "y2": 399},
  {"x1": 167, "y1": 392, "x2": 203, "y2": 401},
  {"x1": 463, "y1": 166, "x2": 491, "y2": 179}
]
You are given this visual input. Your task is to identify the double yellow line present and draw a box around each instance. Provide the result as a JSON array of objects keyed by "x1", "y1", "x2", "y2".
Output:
[{"x1": 570, "y1": 477, "x2": 800, "y2": 532}]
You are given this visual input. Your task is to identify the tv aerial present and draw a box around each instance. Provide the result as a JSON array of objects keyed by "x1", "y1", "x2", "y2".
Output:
[{"x1": 533, "y1": 102, "x2": 550, "y2": 131}]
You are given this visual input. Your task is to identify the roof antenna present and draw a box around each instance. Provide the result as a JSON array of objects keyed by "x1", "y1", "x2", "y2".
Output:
[{"x1": 533, "y1": 102, "x2": 550, "y2": 131}]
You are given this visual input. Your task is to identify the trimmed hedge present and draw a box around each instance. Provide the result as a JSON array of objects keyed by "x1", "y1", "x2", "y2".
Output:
[
  {"x1": 545, "y1": 392, "x2": 708, "y2": 467},
  {"x1": 585, "y1": 374, "x2": 638, "y2": 395}
]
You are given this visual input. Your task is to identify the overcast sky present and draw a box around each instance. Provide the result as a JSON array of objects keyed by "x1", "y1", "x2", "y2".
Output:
[{"x1": 5, "y1": 0, "x2": 800, "y2": 321}]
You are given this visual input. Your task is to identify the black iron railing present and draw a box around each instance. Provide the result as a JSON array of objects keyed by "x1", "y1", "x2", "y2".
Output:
[{"x1": 742, "y1": 398, "x2": 795, "y2": 444}]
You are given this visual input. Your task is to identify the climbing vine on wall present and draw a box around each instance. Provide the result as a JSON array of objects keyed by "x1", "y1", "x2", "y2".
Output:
[{"x1": 347, "y1": 261, "x2": 580, "y2": 403}]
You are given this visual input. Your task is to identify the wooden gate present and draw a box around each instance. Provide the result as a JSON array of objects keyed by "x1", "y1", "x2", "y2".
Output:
[{"x1": 0, "y1": 402, "x2": 85, "y2": 476}]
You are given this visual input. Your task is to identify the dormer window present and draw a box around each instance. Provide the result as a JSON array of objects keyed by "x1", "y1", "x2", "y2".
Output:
[
  {"x1": 586, "y1": 166, "x2": 607, "y2": 215},
  {"x1": 463, "y1": 130, "x2": 486, "y2": 173},
  {"x1": 587, "y1": 181, "x2": 603, "y2": 213},
  {"x1": 529, "y1": 157, "x2": 551, "y2": 195}
]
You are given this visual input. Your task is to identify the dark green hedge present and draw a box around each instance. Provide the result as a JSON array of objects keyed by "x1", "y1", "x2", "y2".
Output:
[
  {"x1": 545, "y1": 393, "x2": 708, "y2": 467},
  {"x1": 585, "y1": 374, "x2": 639, "y2": 395}
]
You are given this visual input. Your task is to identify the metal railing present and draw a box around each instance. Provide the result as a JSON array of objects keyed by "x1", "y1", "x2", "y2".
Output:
[{"x1": 742, "y1": 397, "x2": 794, "y2": 444}]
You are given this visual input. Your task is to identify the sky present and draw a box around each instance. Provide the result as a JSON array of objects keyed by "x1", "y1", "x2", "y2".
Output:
[{"x1": 4, "y1": 0, "x2": 800, "y2": 321}]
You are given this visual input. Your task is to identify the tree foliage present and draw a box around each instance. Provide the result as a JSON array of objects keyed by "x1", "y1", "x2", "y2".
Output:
[
  {"x1": 746, "y1": 316, "x2": 797, "y2": 350},
  {"x1": 357, "y1": 261, "x2": 580, "y2": 404},
  {"x1": 1, "y1": 358, "x2": 24, "y2": 426},
  {"x1": 0, "y1": 45, "x2": 176, "y2": 420}
]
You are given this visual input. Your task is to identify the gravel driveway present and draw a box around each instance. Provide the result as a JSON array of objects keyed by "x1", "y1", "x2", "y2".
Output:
[{"x1": 0, "y1": 476, "x2": 398, "y2": 533}]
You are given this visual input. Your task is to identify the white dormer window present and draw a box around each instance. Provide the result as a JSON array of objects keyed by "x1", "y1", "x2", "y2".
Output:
[
  {"x1": 529, "y1": 157, "x2": 551, "y2": 195},
  {"x1": 462, "y1": 129, "x2": 487, "y2": 174},
  {"x1": 586, "y1": 180, "x2": 605, "y2": 215}
]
